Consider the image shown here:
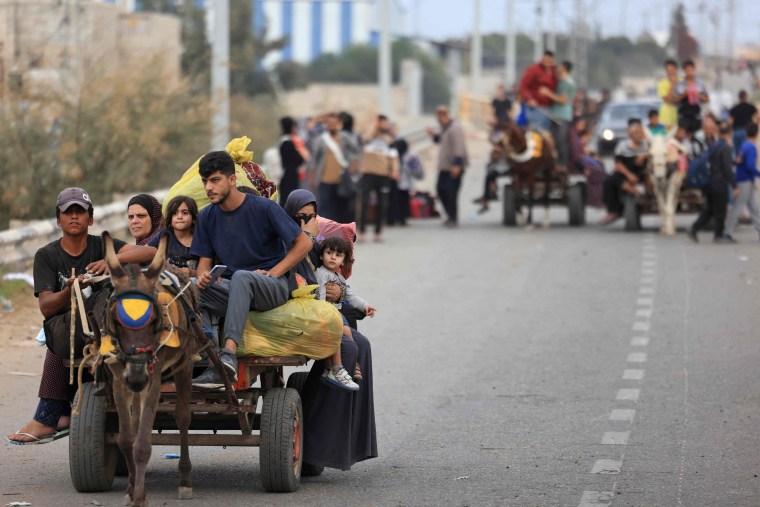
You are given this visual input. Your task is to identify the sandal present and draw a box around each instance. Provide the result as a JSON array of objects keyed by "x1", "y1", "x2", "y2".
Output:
[
  {"x1": 353, "y1": 362, "x2": 363, "y2": 381},
  {"x1": 6, "y1": 429, "x2": 69, "y2": 446}
]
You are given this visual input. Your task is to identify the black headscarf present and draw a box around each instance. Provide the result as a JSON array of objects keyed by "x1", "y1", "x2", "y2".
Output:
[
  {"x1": 284, "y1": 189, "x2": 318, "y2": 219},
  {"x1": 283, "y1": 189, "x2": 319, "y2": 284},
  {"x1": 128, "y1": 193, "x2": 163, "y2": 246}
]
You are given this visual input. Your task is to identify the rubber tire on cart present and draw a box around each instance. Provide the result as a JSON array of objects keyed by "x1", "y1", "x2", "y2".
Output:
[
  {"x1": 623, "y1": 194, "x2": 640, "y2": 231},
  {"x1": 284, "y1": 372, "x2": 324, "y2": 477},
  {"x1": 69, "y1": 382, "x2": 118, "y2": 492},
  {"x1": 503, "y1": 185, "x2": 517, "y2": 226},
  {"x1": 568, "y1": 184, "x2": 586, "y2": 226},
  {"x1": 260, "y1": 387, "x2": 303, "y2": 492}
]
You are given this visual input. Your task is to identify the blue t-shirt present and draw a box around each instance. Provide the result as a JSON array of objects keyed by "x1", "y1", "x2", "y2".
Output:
[
  {"x1": 190, "y1": 195, "x2": 302, "y2": 276},
  {"x1": 736, "y1": 140, "x2": 760, "y2": 183}
]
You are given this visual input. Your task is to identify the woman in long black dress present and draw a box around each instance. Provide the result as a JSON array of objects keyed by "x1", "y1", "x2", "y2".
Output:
[{"x1": 284, "y1": 189, "x2": 378, "y2": 470}]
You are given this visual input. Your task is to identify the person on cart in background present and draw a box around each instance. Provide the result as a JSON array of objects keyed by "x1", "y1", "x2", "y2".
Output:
[
  {"x1": 657, "y1": 59, "x2": 680, "y2": 130},
  {"x1": 673, "y1": 60, "x2": 709, "y2": 135},
  {"x1": 518, "y1": 50, "x2": 557, "y2": 132},
  {"x1": 600, "y1": 119, "x2": 650, "y2": 225}
]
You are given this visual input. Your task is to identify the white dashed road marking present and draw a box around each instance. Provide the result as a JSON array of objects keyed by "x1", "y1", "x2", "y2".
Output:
[
  {"x1": 581, "y1": 236, "x2": 657, "y2": 505},
  {"x1": 623, "y1": 369, "x2": 645, "y2": 380},
  {"x1": 609, "y1": 408, "x2": 636, "y2": 422}
]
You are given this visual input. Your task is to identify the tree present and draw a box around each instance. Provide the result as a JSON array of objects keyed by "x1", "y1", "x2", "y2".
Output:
[
  {"x1": 0, "y1": 59, "x2": 210, "y2": 228},
  {"x1": 307, "y1": 41, "x2": 451, "y2": 112},
  {"x1": 668, "y1": 3, "x2": 699, "y2": 62}
]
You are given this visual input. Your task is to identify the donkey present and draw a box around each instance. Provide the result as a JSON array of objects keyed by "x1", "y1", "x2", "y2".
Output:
[
  {"x1": 500, "y1": 124, "x2": 557, "y2": 228},
  {"x1": 649, "y1": 132, "x2": 688, "y2": 235},
  {"x1": 102, "y1": 231, "x2": 201, "y2": 507}
]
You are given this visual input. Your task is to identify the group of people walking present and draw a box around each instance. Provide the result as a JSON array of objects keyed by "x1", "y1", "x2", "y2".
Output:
[{"x1": 276, "y1": 106, "x2": 469, "y2": 233}]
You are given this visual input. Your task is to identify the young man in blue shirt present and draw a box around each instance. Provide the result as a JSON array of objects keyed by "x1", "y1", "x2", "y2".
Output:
[
  {"x1": 724, "y1": 122, "x2": 760, "y2": 242},
  {"x1": 190, "y1": 151, "x2": 312, "y2": 387}
]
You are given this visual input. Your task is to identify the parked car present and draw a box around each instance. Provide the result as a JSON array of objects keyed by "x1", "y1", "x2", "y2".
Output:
[{"x1": 592, "y1": 98, "x2": 661, "y2": 156}]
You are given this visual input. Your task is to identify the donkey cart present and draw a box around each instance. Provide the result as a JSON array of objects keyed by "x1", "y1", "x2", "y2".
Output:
[
  {"x1": 502, "y1": 172, "x2": 587, "y2": 227},
  {"x1": 68, "y1": 355, "x2": 316, "y2": 495}
]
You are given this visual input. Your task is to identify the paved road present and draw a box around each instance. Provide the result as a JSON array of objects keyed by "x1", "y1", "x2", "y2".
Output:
[{"x1": 2, "y1": 154, "x2": 760, "y2": 506}]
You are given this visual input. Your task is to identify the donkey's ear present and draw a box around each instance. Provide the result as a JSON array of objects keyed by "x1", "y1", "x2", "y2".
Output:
[
  {"x1": 144, "y1": 232, "x2": 167, "y2": 279},
  {"x1": 102, "y1": 231, "x2": 126, "y2": 281}
]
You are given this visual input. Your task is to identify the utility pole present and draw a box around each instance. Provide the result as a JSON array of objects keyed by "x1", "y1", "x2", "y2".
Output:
[
  {"x1": 547, "y1": 0, "x2": 556, "y2": 52},
  {"x1": 505, "y1": 0, "x2": 516, "y2": 88},
  {"x1": 209, "y1": 0, "x2": 230, "y2": 150},
  {"x1": 534, "y1": 0, "x2": 543, "y2": 61},
  {"x1": 378, "y1": 0, "x2": 392, "y2": 115},
  {"x1": 727, "y1": 0, "x2": 735, "y2": 61},
  {"x1": 470, "y1": 0, "x2": 482, "y2": 95}
]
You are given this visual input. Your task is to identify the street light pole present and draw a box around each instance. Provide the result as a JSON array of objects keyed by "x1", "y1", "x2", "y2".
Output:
[
  {"x1": 209, "y1": 0, "x2": 230, "y2": 150},
  {"x1": 470, "y1": 0, "x2": 482, "y2": 95},
  {"x1": 379, "y1": 0, "x2": 392, "y2": 115},
  {"x1": 534, "y1": 0, "x2": 543, "y2": 61},
  {"x1": 505, "y1": 0, "x2": 516, "y2": 88}
]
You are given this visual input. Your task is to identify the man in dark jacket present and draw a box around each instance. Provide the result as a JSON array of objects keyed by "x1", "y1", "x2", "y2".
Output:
[{"x1": 689, "y1": 117, "x2": 736, "y2": 243}]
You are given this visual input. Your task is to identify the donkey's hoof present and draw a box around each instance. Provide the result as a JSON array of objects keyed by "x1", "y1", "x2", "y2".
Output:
[
  {"x1": 178, "y1": 487, "x2": 193, "y2": 500},
  {"x1": 124, "y1": 493, "x2": 134, "y2": 506}
]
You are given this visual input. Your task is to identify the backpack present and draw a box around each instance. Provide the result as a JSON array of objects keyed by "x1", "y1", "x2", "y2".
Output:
[{"x1": 686, "y1": 140, "x2": 723, "y2": 189}]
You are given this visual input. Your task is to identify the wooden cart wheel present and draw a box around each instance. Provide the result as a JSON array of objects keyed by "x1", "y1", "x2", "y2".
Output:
[
  {"x1": 69, "y1": 382, "x2": 118, "y2": 492},
  {"x1": 503, "y1": 185, "x2": 517, "y2": 226},
  {"x1": 624, "y1": 194, "x2": 640, "y2": 231},
  {"x1": 568, "y1": 184, "x2": 586, "y2": 226},
  {"x1": 260, "y1": 387, "x2": 303, "y2": 492}
]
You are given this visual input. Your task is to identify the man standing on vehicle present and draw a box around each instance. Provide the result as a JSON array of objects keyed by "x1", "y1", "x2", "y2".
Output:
[
  {"x1": 688, "y1": 117, "x2": 735, "y2": 243},
  {"x1": 540, "y1": 60, "x2": 576, "y2": 173},
  {"x1": 518, "y1": 50, "x2": 557, "y2": 132},
  {"x1": 673, "y1": 60, "x2": 709, "y2": 134},
  {"x1": 427, "y1": 105, "x2": 468, "y2": 228},
  {"x1": 657, "y1": 59, "x2": 680, "y2": 129},
  {"x1": 600, "y1": 119, "x2": 650, "y2": 225},
  {"x1": 191, "y1": 151, "x2": 312, "y2": 387}
]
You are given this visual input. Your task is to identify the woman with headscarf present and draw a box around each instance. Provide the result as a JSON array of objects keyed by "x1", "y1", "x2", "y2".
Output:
[
  {"x1": 127, "y1": 193, "x2": 163, "y2": 246},
  {"x1": 283, "y1": 189, "x2": 378, "y2": 472}
]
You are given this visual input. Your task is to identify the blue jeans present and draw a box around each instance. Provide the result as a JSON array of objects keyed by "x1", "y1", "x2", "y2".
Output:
[
  {"x1": 525, "y1": 106, "x2": 552, "y2": 131},
  {"x1": 733, "y1": 129, "x2": 747, "y2": 158}
]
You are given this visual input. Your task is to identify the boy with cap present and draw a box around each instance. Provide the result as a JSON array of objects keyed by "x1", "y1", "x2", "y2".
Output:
[{"x1": 7, "y1": 187, "x2": 156, "y2": 444}]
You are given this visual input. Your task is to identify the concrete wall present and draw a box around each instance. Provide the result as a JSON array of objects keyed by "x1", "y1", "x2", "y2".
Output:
[{"x1": 0, "y1": 1, "x2": 180, "y2": 94}]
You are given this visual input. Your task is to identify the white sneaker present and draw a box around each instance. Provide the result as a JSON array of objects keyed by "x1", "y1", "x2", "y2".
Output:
[{"x1": 322, "y1": 366, "x2": 360, "y2": 391}]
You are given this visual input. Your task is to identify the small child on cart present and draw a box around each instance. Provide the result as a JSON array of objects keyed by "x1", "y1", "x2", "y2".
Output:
[{"x1": 315, "y1": 236, "x2": 376, "y2": 391}]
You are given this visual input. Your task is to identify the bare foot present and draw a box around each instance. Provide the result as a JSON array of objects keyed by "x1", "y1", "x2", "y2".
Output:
[
  {"x1": 7, "y1": 419, "x2": 57, "y2": 443},
  {"x1": 374, "y1": 235, "x2": 384, "y2": 243},
  {"x1": 357, "y1": 234, "x2": 366, "y2": 244},
  {"x1": 57, "y1": 415, "x2": 70, "y2": 431}
]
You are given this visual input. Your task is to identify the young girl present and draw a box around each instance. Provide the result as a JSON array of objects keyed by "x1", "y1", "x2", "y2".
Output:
[
  {"x1": 149, "y1": 195, "x2": 199, "y2": 277},
  {"x1": 316, "y1": 236, "x2": 376, "y2": 391}
]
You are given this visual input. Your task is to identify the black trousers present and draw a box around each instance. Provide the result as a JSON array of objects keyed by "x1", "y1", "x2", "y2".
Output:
[
  {"x1": 436, "y1": 171, "x2": 462, "y2": 222},
  {"x1": 692, "y1": 189, "x2": 728, "y2": 238},
  {"x1": 603, "y1": 172, "x2": 627, "y2": 215},
  {"x1": 359, "y1": 174, "x2": 391, "y2": 235}
]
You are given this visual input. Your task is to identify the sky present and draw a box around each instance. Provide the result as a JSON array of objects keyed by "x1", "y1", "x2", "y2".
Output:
[{"x1": 397, "y1": 0, "x2": 760, "y2": 55}]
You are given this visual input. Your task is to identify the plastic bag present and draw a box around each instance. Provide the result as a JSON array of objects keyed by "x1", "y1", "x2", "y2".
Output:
[
  {"x1": 163, "y1": 136, "x2": 277, "y2": 213},
  {"x1": 237, "y1": 297, "x2": 343, "y2": 359}
]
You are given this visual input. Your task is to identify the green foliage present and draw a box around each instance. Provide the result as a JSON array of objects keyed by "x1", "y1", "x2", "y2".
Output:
[
  {"x1": 308, "y1": 41, "x2": 451, "y2": 113},
  {"x1": 274, "y1": 61, "x2": 310, "y2": 91},
  {"x1": 0, "y1": 278, "x2": 28, "y2": 299},
  {"x1": 0, "y1": 60, "x2": 210, "y2": 229}
]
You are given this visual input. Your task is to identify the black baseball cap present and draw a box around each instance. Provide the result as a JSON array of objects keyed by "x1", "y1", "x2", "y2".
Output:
[{"x1": 56, "y1": 187, "x2": 92, "y2": 212}]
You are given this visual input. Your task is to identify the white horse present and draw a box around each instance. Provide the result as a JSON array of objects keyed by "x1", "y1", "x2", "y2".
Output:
[{"x1": 649, "y1": 132, "x2": 688, "y2": 235}]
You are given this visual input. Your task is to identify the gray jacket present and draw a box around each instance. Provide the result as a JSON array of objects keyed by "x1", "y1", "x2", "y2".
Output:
[
  {"x1": 308, "y1": 131, "x2": 361, "y2": 184},
  {"x1": 435, "y1": 119, "x2": 468, "y2": 172}
]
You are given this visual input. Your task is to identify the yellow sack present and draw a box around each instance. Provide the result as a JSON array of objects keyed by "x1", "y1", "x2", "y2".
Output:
[
  {"x1": 237, "y1": 297, "x2": 343, "y2": 360},
  {"x1": 163, "y1": 136, "x2": 277, "y2": 213}
]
